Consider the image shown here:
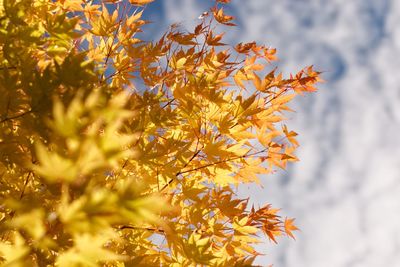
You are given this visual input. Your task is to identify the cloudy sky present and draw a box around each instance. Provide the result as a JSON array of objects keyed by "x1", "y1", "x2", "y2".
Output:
[{"x1": 143, "y1": 1, "x2": 400, "y2": 266}]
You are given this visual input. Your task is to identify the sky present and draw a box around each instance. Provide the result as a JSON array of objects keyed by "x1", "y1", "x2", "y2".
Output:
[{"x1": 142, "y1": 0, "x2": 400, "y2": 266}]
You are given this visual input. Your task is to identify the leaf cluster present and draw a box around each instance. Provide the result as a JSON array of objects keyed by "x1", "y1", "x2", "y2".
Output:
[{"x1": 0, "y1": 0, "x2": 320, "y2": 266}]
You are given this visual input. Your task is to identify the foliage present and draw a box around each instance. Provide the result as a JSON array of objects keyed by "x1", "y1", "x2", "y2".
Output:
[{"x1": 0, "y1": 0, "x2": 320, "y2": 266}]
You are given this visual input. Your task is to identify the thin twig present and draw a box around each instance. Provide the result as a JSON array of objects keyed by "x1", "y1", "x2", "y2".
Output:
[
  {"x1": 159, "y1": 138, "x2": 202, "y2": 192},
  {"x1": 160, "y1": 147, "x2": 268, "y2": 192},
  {"x1": 118, "y1": 225, "x2": 164, "y2": 233},
  {"x1": 0, "y1": 109, "x2": 33, "y2": 123},
  {"x1": 19, "y1": 172, "x2": 33, "y2": 200}
]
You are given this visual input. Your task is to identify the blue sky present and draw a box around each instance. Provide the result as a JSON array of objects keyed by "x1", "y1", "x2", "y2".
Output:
[{"x1": 141, "y1": 1, "x2": 400, "y2": 266}]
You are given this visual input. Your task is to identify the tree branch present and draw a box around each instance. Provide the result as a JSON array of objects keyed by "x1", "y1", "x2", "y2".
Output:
[
  {"x1": 0, "y1": 109, "x2": 33, "y2": 123},
  {"x1": 118, "y1": 225, "x2": 164, "y2": 233},
  {"x1": 19, "y1": 171, "x2": 33, "y2": 200},
  {"x1": 159, "y1": 137, "x2": 202, "y2": 192},
  {"x1": 160, "y1": 147, "x2": 268, "y2": 192}
]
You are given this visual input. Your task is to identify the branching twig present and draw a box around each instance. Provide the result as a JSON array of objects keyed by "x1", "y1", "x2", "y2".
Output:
[
  {"x1": 159, "y1": 137, "x2": 202, "y2": 192},
  {"x1": 160, "y1": 147, "x2": 268, "y2": 192}
]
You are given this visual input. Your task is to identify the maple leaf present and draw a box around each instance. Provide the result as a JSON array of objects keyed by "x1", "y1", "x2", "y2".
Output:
[
  {"x1": 129, "y1": 0, "x2": 155, "y2": 5},
  {"x1": 206, "y1": 32, "x2": 226, "y2": 46},
  {"x1": 264, "y1": 47, "x2": 277, "y2": 62},
  {"x1": 235, "y1": 42, "x2": 257, "y2": 54},
  {"x1": 284, "y1": 217, "x2": 300, "y2": 240},
  {"x1": 213, "y1": 7, "x2": 236, "y2": 26},
  {"x1": 282, "y1": 125, "x2": 299, "y2": 147}
]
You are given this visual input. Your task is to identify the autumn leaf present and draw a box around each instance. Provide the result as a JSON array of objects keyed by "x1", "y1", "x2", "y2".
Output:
[
  {"x1": 213, "y1": 7, "x2": 236, "y2": 26},
  {"x1": 235, "y1": 42, "x2": 257, "y2": 54},
  {"x1": 284, "y1": 217, "x2": 300, "y2": 240},
  {"x1": 206, "y1": 32, "x2": 226, "y2": 46},
  {"x1": 129, "y1": 0, "x2": 155, "y2": 5}
]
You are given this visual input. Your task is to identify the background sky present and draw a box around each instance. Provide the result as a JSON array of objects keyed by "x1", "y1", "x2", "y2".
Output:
[{"x1": 142, "y1": 1, "x2": 400, "y2": 266}]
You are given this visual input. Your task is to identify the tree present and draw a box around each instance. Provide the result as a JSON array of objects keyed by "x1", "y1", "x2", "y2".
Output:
[{"x1": 0, "y1": 0, "x2": 320, "y2": 266}]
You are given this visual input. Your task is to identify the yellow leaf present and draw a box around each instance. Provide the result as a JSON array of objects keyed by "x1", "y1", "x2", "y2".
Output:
[
  {"x1": 176, "y1": 57, "x2": 187, "y2": 69},
  {"x1": 0, "y1": 232, "x2": 30, "y2": 265},
  {"x1": 271, "y1": 93, "x2": 296, "y2": 105}
]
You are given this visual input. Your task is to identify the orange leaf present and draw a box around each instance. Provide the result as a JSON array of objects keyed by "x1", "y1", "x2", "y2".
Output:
[
  {"x1": 206, "y1": 32, "x2": 226, "y2": 46},
  {"x1": 284, "y1": 217, "x2": 299, "y2": 239},
  {"x1": 213, "y1": 7, "x2": 236, "y2": 26},
  {"x1": 129, "y1": 0, "x2": 155, "y2": 5},
  {"x1": 235, "y1": 42, "x2": 256, "y2": 54}
]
